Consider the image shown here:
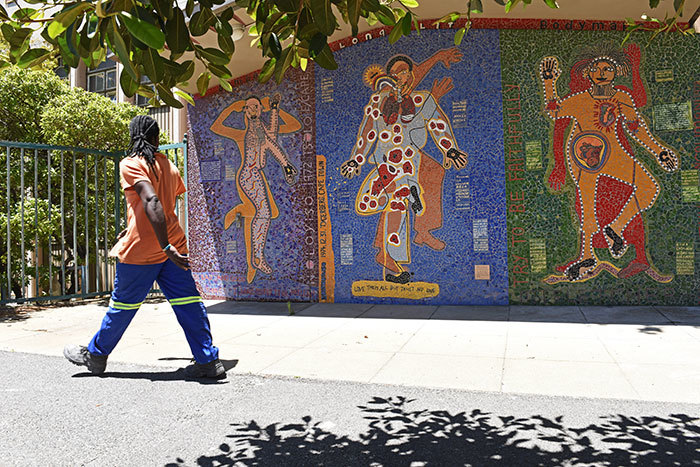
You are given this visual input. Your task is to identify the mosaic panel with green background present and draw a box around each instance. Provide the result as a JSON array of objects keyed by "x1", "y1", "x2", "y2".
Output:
[{"x1": 500, "y1": 29, "x2": 699, "y2": 305}]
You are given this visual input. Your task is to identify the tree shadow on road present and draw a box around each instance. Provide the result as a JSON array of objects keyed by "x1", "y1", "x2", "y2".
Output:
[
  {"x1": 70, "y1": 359, "x2": 238, "y2": 385},
  {"x1": 167, "y1": 395, "x2": 699, "y2": 466}
]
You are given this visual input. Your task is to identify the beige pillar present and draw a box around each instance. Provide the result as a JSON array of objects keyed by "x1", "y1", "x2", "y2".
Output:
[
  {"x1": 115, "y1": 63, "x2": 135, "y2": 104},
  {"x1": 70, "y1": 61, "x2": 86, "y2": 89}
]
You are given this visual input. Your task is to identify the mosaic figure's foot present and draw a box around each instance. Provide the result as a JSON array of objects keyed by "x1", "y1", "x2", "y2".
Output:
[
  {"x1": 604, "y1": 226, "x2": 628, "y2": 258},
  {"x1": 414, "y1": 232, "x2": 446, "y2": 251},
  {"x1": 566, "y1": 258, "x2": 596, "y2": 281},
  {"x1": 246, "y1": 267, "x2": 257, "y2": 283},
  {"x1": 617, "y1": 260, "x2": 650, "y2": 279},
  {"x1": 254, "y1": 257, "x2": 273, "y2": 275},
  {"x1": 385, "y1": 271, "x2": 411, "y2": 284}
]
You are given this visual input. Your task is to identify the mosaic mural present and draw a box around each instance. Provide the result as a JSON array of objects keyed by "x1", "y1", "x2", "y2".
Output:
[
  {"x1": 501, "y1": 28, "x2": 699, "y2": 305},
  {"x1": 187, "y1": 20, "x2": 699, "y2": 306}
]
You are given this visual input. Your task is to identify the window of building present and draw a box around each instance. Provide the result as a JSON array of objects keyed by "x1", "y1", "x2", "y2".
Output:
[
  {"x1": 136, "y1": 76, "x2": 155, "y2": 107},
  {"x1": 87, "y1": 58, "x2": 117, "y2": 101}
]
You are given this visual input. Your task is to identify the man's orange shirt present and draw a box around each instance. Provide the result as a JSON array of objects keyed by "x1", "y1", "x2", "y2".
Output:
[{"x1": 109, "y1": 153, "x2": 188, "y2": 264}]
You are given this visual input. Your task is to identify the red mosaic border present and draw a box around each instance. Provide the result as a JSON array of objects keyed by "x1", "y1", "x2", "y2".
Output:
[{"x1": 195, "y1": 17, "x2": 690, "y2": 100}]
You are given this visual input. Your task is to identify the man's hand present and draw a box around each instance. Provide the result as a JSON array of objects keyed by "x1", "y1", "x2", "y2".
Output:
[
  {"x1": 437, "y1": 48, "x2": 463, "y2": 68},
  {"x1": 430, "y1": 77, "x2": 454, "y2": 102},
  {"x1": 165, "y1": 245, "x2": 190, "y2": 270},
  {"x1": 271, "y1": 92, "x2": 281, "y2": 109},
  {"x1": 283, "y1": 164, "x2": 298, "y2": 185},
  {"x1": 548, "y1": 162, "x2": 566, "y2": 191},
  {"x1": 445, "y1": 148, "x2": 468, "y2": 170},
  {"x1": 540, "y1": 57, "x2": 561, "y2": 81},
  {"x1": 340, "y1": 159, "x2": 360, "y2": 179},
  {"x1": 657, "y1": 149, "x2": 678, "y2": 172}
]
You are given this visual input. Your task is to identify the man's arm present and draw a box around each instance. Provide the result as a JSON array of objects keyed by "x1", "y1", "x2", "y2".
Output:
[
  {"x1": 133, "y1": 181, "x2": 190, "y2": 270},
  {"x1": 618, "y1": 93, "x2": 678, "y2": 172},
  {"x1": 412, "y1": 48, "x2": 463, "y2": 88},
  {"x1": 341, "y1": 95, "x2": 381, "y2": 179},
  {"x1": 539, "y1": 56, "x2": 571, "y2": 120},
  {"x1": 210, "y1": 100, "x2": 246, "y2": 141},
  {"x1": 422, "y1": 94, "x2": 468, "y2": 169}
]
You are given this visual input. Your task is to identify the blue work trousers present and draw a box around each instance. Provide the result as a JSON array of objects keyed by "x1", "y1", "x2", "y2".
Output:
[{"x1": 88, "y1": 260, "x2": 219, "y2": 364}]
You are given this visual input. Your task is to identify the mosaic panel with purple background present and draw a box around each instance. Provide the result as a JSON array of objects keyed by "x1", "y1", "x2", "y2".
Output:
[{"x1": 187, "y1": 68, "x2": 317, "y2": 301}]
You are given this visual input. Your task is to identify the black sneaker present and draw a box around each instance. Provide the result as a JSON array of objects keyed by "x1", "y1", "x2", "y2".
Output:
[
  {"x1": 184, "y1": 358, "x2": 226, "y2": 379},
  {"x1": 63, "y1": 345, "x2": 108, "y2": 375}
]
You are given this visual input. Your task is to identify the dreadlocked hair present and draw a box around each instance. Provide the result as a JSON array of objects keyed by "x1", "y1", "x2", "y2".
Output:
[{"x1": 128, "y1": 115, "x2": 160, "y2": 179}]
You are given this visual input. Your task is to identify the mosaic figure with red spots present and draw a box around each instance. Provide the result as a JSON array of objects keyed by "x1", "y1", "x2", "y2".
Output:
[
  {"x1": 540, "y1": 44, "x2": 679, "y2": 282},
  {"x1": 340, "y1": 49, "x2": 468, "y2": 284},
  {"x1": 211, "y1": 93, "x2": 301, "y2": 283}
]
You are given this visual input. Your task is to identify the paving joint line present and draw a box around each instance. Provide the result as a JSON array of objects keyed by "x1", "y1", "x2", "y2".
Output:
[{"x1": 366, "y1": 306, "x2": 437, "y2": 384}]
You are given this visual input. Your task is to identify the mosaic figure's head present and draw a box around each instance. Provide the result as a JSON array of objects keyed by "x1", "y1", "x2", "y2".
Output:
[
  {"x1": 244, "y1": 95, "x2": 263, "y2": 121},
  {"x1": 385, "y1": 55, "x2": 414, "y2": 94},
  {"x1": 574, "y1": 43, "x2": 631, "y2": 87}
]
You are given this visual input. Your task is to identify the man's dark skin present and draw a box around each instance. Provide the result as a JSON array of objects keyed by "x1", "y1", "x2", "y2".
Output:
[{"x1": 120, "y1": 135, "x2": 190, "y2": 271}]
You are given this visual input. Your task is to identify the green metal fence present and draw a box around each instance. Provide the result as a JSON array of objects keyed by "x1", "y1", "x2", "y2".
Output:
[{"x1": 0, "y1": 138, "x2": 187, "y2": 304}]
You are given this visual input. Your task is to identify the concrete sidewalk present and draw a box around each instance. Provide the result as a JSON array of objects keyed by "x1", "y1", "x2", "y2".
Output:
[{"x1": 1, "y1": 300, "x2": 698, "y2": 403}]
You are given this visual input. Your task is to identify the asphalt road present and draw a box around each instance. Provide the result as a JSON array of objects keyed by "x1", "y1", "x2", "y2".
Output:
[{"x1": 1, "y1": 350, "x2": 698, "y2": 466}]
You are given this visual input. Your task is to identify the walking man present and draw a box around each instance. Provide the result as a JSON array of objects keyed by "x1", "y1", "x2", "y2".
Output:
[{"x1": 64, "y1": 115, "x2": 224, "y2": 379}]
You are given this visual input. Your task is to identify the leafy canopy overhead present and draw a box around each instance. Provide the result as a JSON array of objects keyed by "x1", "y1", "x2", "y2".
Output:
[{"x1": 0, "y1": 0, "x2": 692, "y2": 106}]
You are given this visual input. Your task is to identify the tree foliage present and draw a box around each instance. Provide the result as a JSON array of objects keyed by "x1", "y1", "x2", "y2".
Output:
[
  {"x1": 0, "y1": 66, "x2": 146, "y2": 299},
  {"x1": 1, "y1": 0, "x2": 692, "y2": 105}
]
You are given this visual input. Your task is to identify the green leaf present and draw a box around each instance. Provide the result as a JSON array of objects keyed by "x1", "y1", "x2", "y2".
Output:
[
  {"x1": 388, "y1": 24, "x2": 403, "y2": 44},
  {"x1": 119, "y1": 67, "x2": 139, "y2": 97},
  {"x1": 218, "y1": 32, "x2": 235, "y2": 55},
  {"x1": 399, "y1": 0, "x2": 419, "y2": 7},
  {"x1": 189, "y1": 8, "x2": 216, "y2": 36},
  {"x1": 309, "y1": 32, "x2": 327, "y2": 56},
  {"x1": 156, "y1": 84, "x2": 184, "y2": 108},
  {"x1": 196, "y1": 72, "x2": 210, "y2": 96},
  {"x1": 470, "y1": 0, "x2": 484, "y2": 13},
  {"x1": 454, "y1": 26, "x2": 466, "y2": 45},
  {"x1": 12, "y1": 8, "x2": 40, "y2": 21},
  {"x1": 208, "y1": 63, "x2": 233, "y2": 79},
  {"x1": 649, "y1": 0, "x2": 661, "y2": 7},
  {"x1": 347, "y1": 0, "x2": 362, "y2": 36},
  {"x1": 310, "y1": 0, "x2": 335, "y2": 35},
  {"x1": 258, "y1": 57, "x2": 276, "y2": 83},
  {"x1": 153, "y1": 0, "x2": 174, "y2": 21},
  {"x1": 142, "y1": 47, "x2": 164, "y2": 83},
  {"x1": 165, "y1": 9, "x2": 189, "y2": 54},
  {"x1": 17, "y1": 48, "x2": 50, "y2": 68},
  {"x1": 49, "y1": 3, "x2": 93, "y2": 39},
  {"x1": 269, "y1": 32, "x2": 282, "y2": 58},
  {"x1": 174, "y1": 90, "x2": 194, "y2": 106},
  {"x1": 107, "y1": 20, "x2": 138, "y2": 81},
  {"x1": 401, "y1": 12, "x2": 412, "y2": 35},
  {"x1": 375, "y1": 6, "x2": 396, "y2": 25},
  {"x1": 119, "y1": 12, "x2": 165, "y2": 49},
  {"x1": 274, "y1": 0, "x2": 298, "y2": 13},
  {"x1": 505, "y1": 0, "x2": 521, "y2": 13},
  {"x1": 543, "y1": 0, "x2": 558, "y2": 8},
  {"x1": 219, "y1": 78, "x2": 233, "y2": 92},
  {"x1": 312, "y1": 44, "x2": 337, "y2": 70},
  {"x1": 57, "y1": 35, "x2": 80, "y2": 67},
  {"x1": 273, "y1": 47, "x2": 293, "y2": 83},
  {"x1": 673, "y1": 0, "x2": 682, "y2": 12},
  {"x1": 299, "y1": 57, "x2": 308, "y2": 71},
  {"x1": 198, "y1": 46, "x2": 230, "y2": 66}
]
